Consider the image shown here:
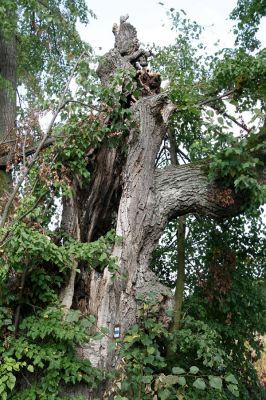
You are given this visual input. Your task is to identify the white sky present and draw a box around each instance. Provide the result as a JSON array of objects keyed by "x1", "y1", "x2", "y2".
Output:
[{"x1": 79, "y1": 0, "x2": 266, "y2": 53}]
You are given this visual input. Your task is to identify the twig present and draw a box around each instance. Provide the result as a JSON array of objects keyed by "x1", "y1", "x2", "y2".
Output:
[
  {"x1": 21, "y1": 371, "x2": 31, "y2": 388},
  {"x1": 155, "y1": 145, "x2": 169, "y2": 166},
  {"x1": 0, "y1": 52, "x2": 85, "y2": 229},
  {"x1": 198, "y1": 89, "x2": 236, "y2": 107},
  {"x1": 14, "y1": 264, "x2": 29, "y2": 334},
  {"x1": 60, "y1": 99, "x2": 100, "y2": 112},
  {"x1": 0, "y1": 135, "x2": 70, "y2": 248},
  {"x1": 209, "y1": 104, "x2": 251, "y2": 133},
  {"x1": 22, "y1": 134, "x2": 27, "y2": 167},
  {"x1": 177, "y1": 147, "x2": 191, "y2": 162}
]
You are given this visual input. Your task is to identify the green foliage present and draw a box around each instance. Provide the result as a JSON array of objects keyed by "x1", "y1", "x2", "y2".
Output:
[
  {"x1": 0, "y1": 306, "x2": 103, "y2": 399},
  {"x1": 151, "y1": 213, "x2": 266, "y2": 399},
  {"x1": 210, "y1": 48, "x2": 266, "y2": 109},
  {"x1": 208, "y1": 131, "x2": 266, "y2": 209},
  {"x1": 153, "y1": 8, "x2": 266, "y2": 211},
  {"x1": 151, "y1": 9, "x2": 265, "y2": 397},
  {"x1": 0, "y1": 0, "x2": 94, "y2": 102},
  {"x1": 113, "y1": 295, "x2": 240, "y2": 400},
  {"x1": 0, "y1": 216, "x2": 117, "y2": 397},
  {"x1": 230, "y1": 0, "x2": 266, "y2": 50}
]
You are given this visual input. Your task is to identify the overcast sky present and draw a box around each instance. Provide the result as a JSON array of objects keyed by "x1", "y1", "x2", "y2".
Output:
[{"x1": 78, "y1": 0, "x2": 265, "y2": 53}]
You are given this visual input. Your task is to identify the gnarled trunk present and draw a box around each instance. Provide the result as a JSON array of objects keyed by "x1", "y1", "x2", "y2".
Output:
[{"x1": 78, "y1": 94, "x2": 173, "y2": 370}]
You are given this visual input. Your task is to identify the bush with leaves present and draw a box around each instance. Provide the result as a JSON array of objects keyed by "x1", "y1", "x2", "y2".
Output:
[
  {"x1": 0, "y1": 306, "x2": 105, "y2": 400},
  {"x1": 0, "y1": 211, "x2": 118, "y2": 399},
  {"x1": 110, "y1": 294, "x2": 240, "y2": 400}
]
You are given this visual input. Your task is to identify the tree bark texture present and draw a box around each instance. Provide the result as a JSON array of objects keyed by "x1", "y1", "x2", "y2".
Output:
[
  {"x1": 62, "y1": 103, "x2": 250, "y2": 394},
  {"x1": 0, "y1": 26, "x2": 16, "y2": 216},
  {"x1": 0, "y1": 33, "x2": 16, "y2": 141}
]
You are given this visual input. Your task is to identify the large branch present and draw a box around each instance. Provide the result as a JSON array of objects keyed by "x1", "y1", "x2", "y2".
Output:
[{"x1": 154, "y1": 164, "x2": 245, "y2": 219}]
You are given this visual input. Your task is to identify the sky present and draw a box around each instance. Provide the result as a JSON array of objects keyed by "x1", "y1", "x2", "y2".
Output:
[{"x1": 78, "y1": 0, "x2": 265, "y2": 54}]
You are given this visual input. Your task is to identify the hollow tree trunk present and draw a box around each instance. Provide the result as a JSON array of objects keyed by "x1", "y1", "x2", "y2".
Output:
[
  {"x1": 78, "y1": 94, "x2": 174, "y2": 370},
  {"x1": 75, "y1": 92, "x2": 244, "y2": 372}
]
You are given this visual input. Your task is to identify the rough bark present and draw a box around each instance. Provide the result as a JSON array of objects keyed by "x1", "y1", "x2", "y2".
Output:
[
  {"x1": 154, "y1": 164, "x2": 244, "y2": 219},
  {"x1": 0, "y1": 28, "x2": 16, "y2": 215},
  {"x1": 168, "y1": 128, "x2": 186, "y2": 333},
  {"x1": 0, "y1": 33, "x2": 16, "y2": 141},
  {"x1": 60, "y1": 181, "x2": 81, "y2": 310},
  {"x1": 77, "y1": 94, "x2": 173, "y2": 370},
  {"x1": 78, "y1": 92, "x2": 250, "y2": 376}
]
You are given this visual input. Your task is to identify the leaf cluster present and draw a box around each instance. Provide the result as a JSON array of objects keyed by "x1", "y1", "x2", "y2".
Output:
[{"x1": 113, "y1": 295, "x2": 240, "y2": 399}]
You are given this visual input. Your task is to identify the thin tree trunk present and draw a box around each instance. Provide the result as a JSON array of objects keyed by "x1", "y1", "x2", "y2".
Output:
[
  {"x1": 168, "y1": 129, "x2": 186, "y2": 332},
  {"x1": 172, "y1": 215, "x2": 186, "y2": 330},
  {"x1": 60, "y1": 180, "x2": 81, "y2": 311},
  {"x1": 0, "y1": 33, "x2": 16, "y2": 141},
  {"x1": 0, "y1": 23, "x2": 16, "y2": 217}
]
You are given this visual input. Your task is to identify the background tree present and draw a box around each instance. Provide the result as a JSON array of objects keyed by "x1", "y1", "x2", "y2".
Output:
[
  {"x1": 0, "y1": 0, "x2": 93, "y2": 197},
  {"x1": 230, "y1": 0, "x2": 266, "y2": 50}
]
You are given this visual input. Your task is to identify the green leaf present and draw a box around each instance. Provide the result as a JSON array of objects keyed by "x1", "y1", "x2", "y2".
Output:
[
  {"x1": 142, "y1": 375, "x2": 153, "y2": 384},
  {"x1": 27, "y1": 365, "x2": 34, "y2": 373},
  {"x1": 0, "y1": 384, "x2": 5, "y2": 394},
  {"x1": 227, "y1": 383, "x2": 239, "y2": 397},
  {"x1": 177, "y1": 376, "x2": 186, "y2": 386},
  {"x1": 172, "y1": 367, "x2": 185, "y2": 375},
  {"x1": 147, "y1": 346, "x2": 156, "y2": 354},
  {"x1": 6, "y1": 378, "x2": 15, "y2": 391},
  {"x1": 159, "y1": 374, "x2": 180, "y2": 386},
  {"x1": 189, "y1": 366, "x2": 199, "y2": 374},
  {"x1": 65, "y1": 309, "x2": 80, "y2": 323},
  {"x1": 193, "y1": 378, "x2": 206, "y2": 390},
  {"x1": 207, "y1": 110, "x2": 214, "y2": 117},
  {"x1": 159, "y1": 388, "x2": 171, "y2": 400},
  {"x1": 225, "y1": 374, "x2": 238, "y2": 384},
  {"x1": 208, "y1": 375, "x2": 222, "y2": 390},
  {"x1": 124, "y1": 334, "x2": 139, "y2": 343}
]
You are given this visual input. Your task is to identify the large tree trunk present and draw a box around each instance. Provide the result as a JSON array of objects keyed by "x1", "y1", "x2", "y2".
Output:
[
  {"x1": 77, "y1": 94, "x2": 173, "y2": 370},
  {"x1": 64, "y1": 91, "x2": 252, "y2": 399},
  {"x1": 75, "y1": 94, "x2": 245, "y2": 371}
]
